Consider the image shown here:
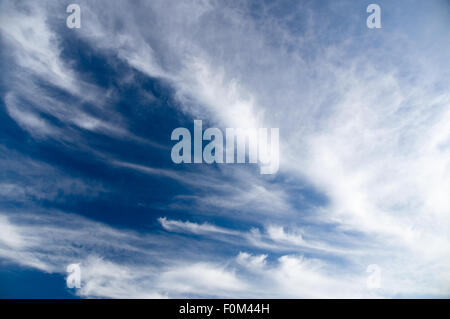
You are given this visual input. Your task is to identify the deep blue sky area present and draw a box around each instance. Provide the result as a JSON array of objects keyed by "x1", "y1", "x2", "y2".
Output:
[{"x1": 0, "y1": 264, "x2": 77, "y2": 299}]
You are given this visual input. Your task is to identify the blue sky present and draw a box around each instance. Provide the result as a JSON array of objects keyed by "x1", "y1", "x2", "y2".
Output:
[{"x1": 0, "y1": 0, "x2": 449, "y2": 298}]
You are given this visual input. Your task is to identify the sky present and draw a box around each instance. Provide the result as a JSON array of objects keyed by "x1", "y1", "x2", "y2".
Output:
[{"x1": 0, "y1": 0, "x2": 450, "y2": 298}]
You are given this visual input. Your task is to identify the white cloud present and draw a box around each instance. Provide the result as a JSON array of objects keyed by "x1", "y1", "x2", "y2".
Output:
[
  {"x1": 158, "y1": 217, "x2": 239, "y2": 236},
  {"x1": 266, "y1": 226, "x2": 304, "y2": 246},
  {"x1": 0, "y1": 1, "x2": 78, "y2": 95},
  {"x1": 157, "y1": 262, "x2": 246, "y2": 297},
  {"x1": 236, "y1": 252, "x2": 267, "y2": 270},
  {"x1": 0, "y1": 216, "x2": 25, "y2": 249},
  {"x1": 4, "y1": 93, "x2": 59, "y2": 138},
  {"x1": 77, "y1": 256, "x2": 166, "y2": 299},
  {"x1": 157, "y1": 217, "x2": 366, "y2": 258},
  {"x1": 0, "y1": 211, "x2": 248, "y2": 298}
]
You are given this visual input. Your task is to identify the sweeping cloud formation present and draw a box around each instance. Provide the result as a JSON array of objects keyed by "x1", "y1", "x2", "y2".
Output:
[{"x1": 0, "y1": 0, "x2": 449, "y2": 298}]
